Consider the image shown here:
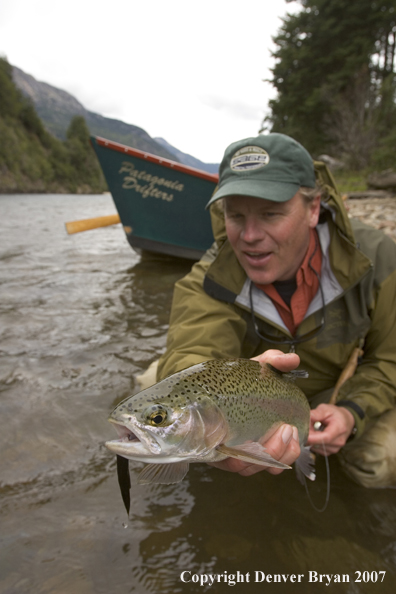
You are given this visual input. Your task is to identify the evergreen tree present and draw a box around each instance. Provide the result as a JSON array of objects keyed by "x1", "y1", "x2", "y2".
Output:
[
  {"x1": 265, "y1": 0, "x2": 396, "y2": 166},
  {"x1": 0, "y1": 57, "x2": 106, "y2": 193},
  {"x1": 0, "y1": 58, "x2": 24, "y2": 118},
  {"x1": 65, "y1": 116, "x2": 106, "y2": 190}
]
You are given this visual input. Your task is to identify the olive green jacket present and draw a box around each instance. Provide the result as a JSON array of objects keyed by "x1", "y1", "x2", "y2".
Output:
[{"x1": 157, "y1": 164, "x2": 396, "y2": 437}]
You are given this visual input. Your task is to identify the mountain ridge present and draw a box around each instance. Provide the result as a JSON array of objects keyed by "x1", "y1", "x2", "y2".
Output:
[
  {"x1": 12, "y1": 66, "x2": 218, "y2": 174},
  {"x1": 154, "y1": 137, "x2": 219, "y2": 174}
]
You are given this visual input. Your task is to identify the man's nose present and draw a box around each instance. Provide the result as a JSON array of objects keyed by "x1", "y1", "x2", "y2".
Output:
[{"x1": 241, "y1": 218, "x2": 263, "y2": 243}]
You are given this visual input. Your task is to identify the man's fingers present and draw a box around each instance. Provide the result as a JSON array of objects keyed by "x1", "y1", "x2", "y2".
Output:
[
  {"x1": 262, "y1": 424, "x2": 301, "y2": 475},
  {"x1": 308, "y1": 425, "x2": 337, "y2": 444},
  {"x1": 252, "y1": 350, "x2": 300, "y2": 372}
]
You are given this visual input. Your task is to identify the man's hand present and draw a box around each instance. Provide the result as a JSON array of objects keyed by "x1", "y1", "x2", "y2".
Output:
[
  {"x1": 209, "y1": 349, "x2": 302, "y2": 477},
  {"x1": 308, "y1": 404, "x2": 355, "y2": 455},
  {"x1": 252, "y1": 348, "x2": 300, "y2": 373}
]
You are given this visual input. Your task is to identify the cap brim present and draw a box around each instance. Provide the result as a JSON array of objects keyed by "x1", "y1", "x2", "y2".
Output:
[{"x1": 206, "y1": 179, "x2": 301, "y2": 209}]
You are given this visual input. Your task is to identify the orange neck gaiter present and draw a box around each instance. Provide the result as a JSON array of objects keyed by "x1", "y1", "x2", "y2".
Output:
[{"x1": 255, "y1": 228, "x2": 322, "y2": 335}]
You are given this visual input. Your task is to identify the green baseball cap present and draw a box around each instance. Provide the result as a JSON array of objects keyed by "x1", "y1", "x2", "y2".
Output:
[{"x1": 206, "y1": 133, "x2": 315, "y2": 208}]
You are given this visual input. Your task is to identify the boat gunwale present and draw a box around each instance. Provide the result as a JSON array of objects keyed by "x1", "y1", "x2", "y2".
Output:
[{"x1": 92, "y1": 136, "x2": 219, "y2": 184}]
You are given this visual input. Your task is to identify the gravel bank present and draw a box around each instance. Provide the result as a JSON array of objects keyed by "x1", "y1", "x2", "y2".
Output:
[{"x1": 345, "y1": 197, "x2": 396, "y2": 242}]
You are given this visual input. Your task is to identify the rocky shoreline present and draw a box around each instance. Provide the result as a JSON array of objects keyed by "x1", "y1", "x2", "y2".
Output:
[{"x1": 345, "y1": 196, "x2": 396, "y2": 242}]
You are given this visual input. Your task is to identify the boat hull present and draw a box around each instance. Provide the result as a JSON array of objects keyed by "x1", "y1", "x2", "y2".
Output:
[{"x1": 91, "y1": 136, "x2": 218, "y2": 260}]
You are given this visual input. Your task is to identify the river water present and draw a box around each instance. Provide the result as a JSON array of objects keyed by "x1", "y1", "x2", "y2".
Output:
[{"x1": 0, "y1": 194, "x2": 395, "y2": 594}]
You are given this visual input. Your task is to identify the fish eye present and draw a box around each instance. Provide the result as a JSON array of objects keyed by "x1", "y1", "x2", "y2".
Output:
[
  {"x1": 150, "y1": 411, "x2": 167, "y2": 425},
  {"x1": 145, "y1": 406, "x2": 168, "y2": 426}
]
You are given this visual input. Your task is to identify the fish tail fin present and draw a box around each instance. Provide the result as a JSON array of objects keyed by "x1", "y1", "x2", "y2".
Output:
[
  {"x1": 298, "y1": 442, "x2": 331, "y2": 513},
  {"x1": 295, "y1": 445, "x2": 316, "y2": 484}
]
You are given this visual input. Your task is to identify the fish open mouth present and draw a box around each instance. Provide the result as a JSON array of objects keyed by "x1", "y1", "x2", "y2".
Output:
[
  {"x1": 111, "y1": 421, "x2": 140, "y2": 443},
  {"x1": 106, "y1": 417, "x2": 162, "y2": 456}
]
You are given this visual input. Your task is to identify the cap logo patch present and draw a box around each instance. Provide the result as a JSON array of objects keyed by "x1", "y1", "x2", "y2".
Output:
[{"x1": 230, "y1": 146, "x2": 270, "y2": 172}]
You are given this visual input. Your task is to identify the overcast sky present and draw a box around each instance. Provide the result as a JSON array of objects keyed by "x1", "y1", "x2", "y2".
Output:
[{"x1": 0, "y1": 0, "x2": 299, "y2": 163}]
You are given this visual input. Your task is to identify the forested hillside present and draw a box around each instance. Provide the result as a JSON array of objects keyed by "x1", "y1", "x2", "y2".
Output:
[
  {"x1": 12, "y1": 65, "x2": 179, "y2": 162},
  {"x1": 12, "y1": 66, "x2": 220, "y2": 173},
  {"x1": 265, "y1": 0, "x2": 396, "y2": 171},
  {"x1": 0, "y1": 57, "x2": 107, "y2": 194}
]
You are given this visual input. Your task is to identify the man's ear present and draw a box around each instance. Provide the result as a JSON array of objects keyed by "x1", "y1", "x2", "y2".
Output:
[{"x1": 309, "y1": 195, "x2": 321, "y2": 228}]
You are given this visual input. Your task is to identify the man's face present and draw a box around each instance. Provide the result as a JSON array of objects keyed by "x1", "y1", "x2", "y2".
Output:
[{"x1": 224, "y1": 192, "x2": 321, "y2": 285}]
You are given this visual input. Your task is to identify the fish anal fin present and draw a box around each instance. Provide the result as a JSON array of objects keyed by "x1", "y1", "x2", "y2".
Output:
[
  {"x1": 137, "y1": 461, "x2": 190, "y2": 485},
  {"x1": 216, "y1": 443, "x2": 291, "y2": 470},
  {"x1": 295, "y1": 445, "x2": 316, "y2": 484}
]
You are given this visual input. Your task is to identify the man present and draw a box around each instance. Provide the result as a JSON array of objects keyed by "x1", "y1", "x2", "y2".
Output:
[{"x1": 156, "y1": 133, "x2": 396, "y2": 487}]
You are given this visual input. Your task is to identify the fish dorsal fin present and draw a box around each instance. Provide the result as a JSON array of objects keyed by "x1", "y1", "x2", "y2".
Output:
[
  {"x1": 267, "y1": 364, "x2": 309, "y2": 381},
  {"x1": 216, "y1": 442, "x2": 291, "y2": 470},
  {"x1": 137, "y1": 461, "x2": 190, "y2": 485}
]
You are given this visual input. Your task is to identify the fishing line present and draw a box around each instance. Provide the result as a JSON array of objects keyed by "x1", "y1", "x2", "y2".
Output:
[{"x1": 303, "y1": 433, "x2": 330, "y2": 513}]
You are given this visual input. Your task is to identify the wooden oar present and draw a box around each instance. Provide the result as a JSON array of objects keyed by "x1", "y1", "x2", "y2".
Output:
[
  {"x1": 65, "y1": 214, "x2": 121, "y2": 234},
  {"x1": 329, "y1": 339, "x2": 364, "y2": 405}
]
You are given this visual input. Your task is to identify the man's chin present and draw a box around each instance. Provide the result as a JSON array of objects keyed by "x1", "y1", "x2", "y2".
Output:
[{"x1": 245, "y1": 269, "x2": 277, "y2": 287}]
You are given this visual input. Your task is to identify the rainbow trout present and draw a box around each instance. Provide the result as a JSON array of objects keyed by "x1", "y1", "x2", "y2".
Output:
[{"x1": 106, "y1": 359, "x2": 315, "y2": 511}]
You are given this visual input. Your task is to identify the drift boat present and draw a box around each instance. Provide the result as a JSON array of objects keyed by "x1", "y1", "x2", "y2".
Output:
[{"x1": 90, "y1": 136, "x2": 219, "y2": 260}]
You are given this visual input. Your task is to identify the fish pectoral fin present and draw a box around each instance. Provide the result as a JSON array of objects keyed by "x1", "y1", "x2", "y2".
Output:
[
  {"x1": 137, "y1": 461, "x2": 190, "y2": 485},
  {"x1": 295, "y1": 445, "x2": 316, "y2": 483},
  {"x1": 216, "y1": 443, "x2": 291, "y2": 470}
]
